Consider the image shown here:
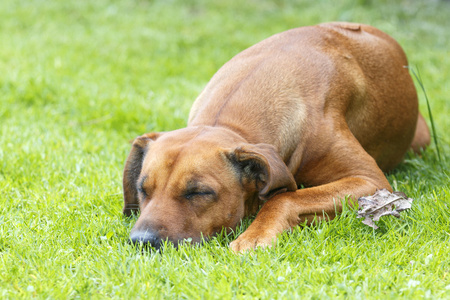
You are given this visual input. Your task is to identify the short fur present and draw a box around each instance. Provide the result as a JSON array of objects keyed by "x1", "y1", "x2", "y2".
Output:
[{"x1": 123, "y1": 22, "x2": 430, "y2": 252}]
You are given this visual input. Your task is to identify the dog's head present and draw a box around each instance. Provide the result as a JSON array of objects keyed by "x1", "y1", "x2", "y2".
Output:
[{"x1": 123, "y1": 127, "x2": 296, "y2": 249}]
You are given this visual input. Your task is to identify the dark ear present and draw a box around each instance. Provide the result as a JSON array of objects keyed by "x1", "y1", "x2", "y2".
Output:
[
  {"x1": 122, "y1": 132, "x2": 162, "y2": 216},
  {"x1": 227, "y1": 143, "x2": 297, "y2": 201}
]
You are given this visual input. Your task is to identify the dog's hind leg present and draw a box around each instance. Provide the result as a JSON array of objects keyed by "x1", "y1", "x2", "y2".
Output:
[{"x1": 410, "y1": 112, "x2": 431, "y2": 153}]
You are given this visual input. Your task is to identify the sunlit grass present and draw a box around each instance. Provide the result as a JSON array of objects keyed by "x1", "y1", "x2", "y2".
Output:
[{"x1": 1, "y1": 0, "x2": 449, "y2": 298}]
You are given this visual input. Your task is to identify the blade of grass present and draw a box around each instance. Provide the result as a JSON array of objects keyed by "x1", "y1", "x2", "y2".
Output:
[{"x1": 408, "y1": 66, "x2": 442, "y2": 162}]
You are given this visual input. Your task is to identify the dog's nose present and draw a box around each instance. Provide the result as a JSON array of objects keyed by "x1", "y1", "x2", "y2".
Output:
[{"x1": 129, "y1": 230, "x2": 162, "y2": 250}]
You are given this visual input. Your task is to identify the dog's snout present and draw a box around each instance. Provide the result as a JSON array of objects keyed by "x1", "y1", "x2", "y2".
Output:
[{"x1": 129, "y1": 230, "x2": 162, "y2": 250}]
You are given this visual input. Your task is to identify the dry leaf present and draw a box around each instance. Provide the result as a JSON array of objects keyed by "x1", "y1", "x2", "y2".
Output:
[{"x1": 357, "y1": 189, "x2": 413, "y2": 229}]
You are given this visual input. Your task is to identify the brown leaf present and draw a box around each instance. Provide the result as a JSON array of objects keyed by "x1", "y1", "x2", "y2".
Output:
[{"x1": 357, "y1": 189, "x2": 413, "y2": 229}]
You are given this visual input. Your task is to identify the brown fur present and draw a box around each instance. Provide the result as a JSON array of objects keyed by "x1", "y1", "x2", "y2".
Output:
[{"x1": 123, "y1": 22, "x2": 430, "y2": 252}]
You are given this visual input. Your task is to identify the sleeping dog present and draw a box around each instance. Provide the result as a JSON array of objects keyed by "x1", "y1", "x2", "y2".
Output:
[{"x1": 122, "y1": 22, "x2": 430, "y2": 252}]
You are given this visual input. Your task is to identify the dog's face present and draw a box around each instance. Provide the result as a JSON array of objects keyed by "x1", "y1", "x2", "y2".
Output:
[{"x1": 123, "y1": 127, "x2": 296, "y2": 249}]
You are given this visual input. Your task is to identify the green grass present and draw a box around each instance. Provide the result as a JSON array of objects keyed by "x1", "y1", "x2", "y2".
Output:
[{"x1": 1, "y1": 0, "x2": 449, "y2": 298}]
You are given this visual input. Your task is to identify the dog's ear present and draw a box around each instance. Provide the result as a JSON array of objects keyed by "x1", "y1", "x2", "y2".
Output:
[
  {"x1": 227, "y1": 143, "x2": 297, "y2": 201},
  {"x1": 122, "y1": 132, "x2": 162, "y2": 216}
]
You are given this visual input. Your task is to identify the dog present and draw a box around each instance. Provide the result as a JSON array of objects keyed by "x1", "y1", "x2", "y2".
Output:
[{"x1": 123, "y1": 22, "x2": 430, "y2": 253}]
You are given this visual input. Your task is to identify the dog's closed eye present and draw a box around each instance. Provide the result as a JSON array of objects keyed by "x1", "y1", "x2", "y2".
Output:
[
  {"x1": 184, "y1": 190, "x2": 216, "y2": 200},
  {"x1": 137, "y1": 185, "x2": 146, "y2": 195},
  {"x1": 137, "y1": 176, "x2": 150, "y2": 198}
]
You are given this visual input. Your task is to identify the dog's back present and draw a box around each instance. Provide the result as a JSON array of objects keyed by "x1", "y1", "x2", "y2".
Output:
[{"x1": 189, "y1": 22, "x2": 427, "y2": 172}]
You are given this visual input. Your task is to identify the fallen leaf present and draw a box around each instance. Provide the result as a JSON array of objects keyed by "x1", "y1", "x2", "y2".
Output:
[{"x1": 357, "y1": 189, "x2": 413, "y2": 229}]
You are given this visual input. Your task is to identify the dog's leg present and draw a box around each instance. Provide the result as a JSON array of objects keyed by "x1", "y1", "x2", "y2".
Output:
[
  {"x1": 411, "y1": 112, "x2": 431, "y2": 153},
  {"x1": 229, "y1": 177, "x2": 385, "y2": 252},
  {"x1": 230, "y1": 131, "x2": 392, "y2": 253}
]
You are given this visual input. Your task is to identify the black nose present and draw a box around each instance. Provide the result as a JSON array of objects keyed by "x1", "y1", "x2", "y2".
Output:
[{"x1": 129, "y1": 230, "x2": 162, "y2": 250}]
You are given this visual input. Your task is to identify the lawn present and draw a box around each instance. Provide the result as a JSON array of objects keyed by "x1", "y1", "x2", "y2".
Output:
[{"x1": 1, "y1": 0, "x2": 449, "y2": 298}]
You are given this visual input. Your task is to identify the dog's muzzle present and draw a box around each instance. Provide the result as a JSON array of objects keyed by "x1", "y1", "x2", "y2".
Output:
[{"x1": 129, "y1": 230, "x2": 165, "y2": 250}]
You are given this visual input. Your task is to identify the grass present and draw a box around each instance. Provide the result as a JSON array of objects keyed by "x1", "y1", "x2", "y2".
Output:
[
  {"x1": 1, "y1": 0, "x2": 449, "y2": 298},
  {"x1": 409, "y1": 66, "x2": 442, "y2": 162}
]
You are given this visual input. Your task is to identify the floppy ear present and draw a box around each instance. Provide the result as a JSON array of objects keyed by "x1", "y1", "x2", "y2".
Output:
[
  {"x1": 227, "y1": 143, "x2": 297, "y2": 201},
  {"x1": 122, "y1": 132, "x2": 162, "y2": 216}
]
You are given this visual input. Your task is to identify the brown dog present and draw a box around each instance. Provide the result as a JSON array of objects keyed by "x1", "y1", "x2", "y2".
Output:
[{"x1": 123, "y1": 22, "x2": 430, "y2": 252}]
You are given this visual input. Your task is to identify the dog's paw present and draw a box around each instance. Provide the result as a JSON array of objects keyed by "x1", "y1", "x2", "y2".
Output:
[{"x1": 229, "y1": 232, "x2": 277, "y2": 254}]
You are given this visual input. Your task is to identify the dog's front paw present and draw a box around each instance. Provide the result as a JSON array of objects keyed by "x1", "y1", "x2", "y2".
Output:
[{"x1": 230, "y1": 231, "x2": 277, "y2": 254}]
